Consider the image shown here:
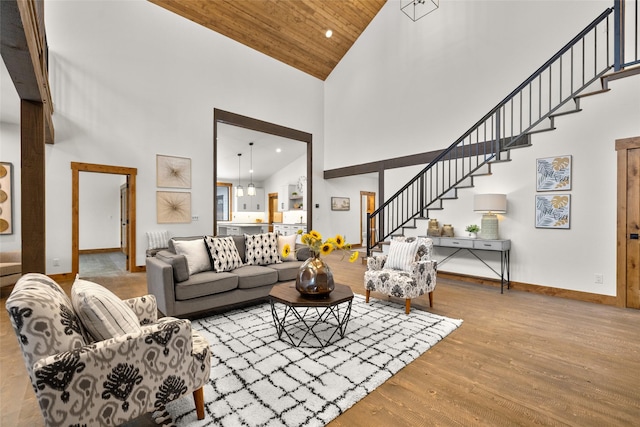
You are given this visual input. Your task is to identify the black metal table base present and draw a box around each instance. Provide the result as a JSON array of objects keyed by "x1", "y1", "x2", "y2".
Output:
[{"x1": 269, "y1": 299, "x2": 353, "y2": 348}]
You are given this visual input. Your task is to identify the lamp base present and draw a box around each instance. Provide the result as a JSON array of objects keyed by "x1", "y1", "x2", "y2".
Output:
[{"x1": 480, "y1": 213, "x2": 499, "y2": 240}]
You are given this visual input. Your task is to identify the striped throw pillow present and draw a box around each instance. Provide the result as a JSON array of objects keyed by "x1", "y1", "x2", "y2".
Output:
[
  {"x1": 71, "y1": 276, "x2": 142, "y2": 341},
  {"x1": 385, "y1": 239, "x2": 418, "y2": 272},
  {"x1": 146, "y1": 230, "x2": 169, "y2": 250}
]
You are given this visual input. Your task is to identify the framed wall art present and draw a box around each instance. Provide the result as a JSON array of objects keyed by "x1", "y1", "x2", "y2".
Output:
[
  {"x1": 0, "y1": 162, "x2": 13, "y2": 234},
  {"x1": 331, "y1": 197, "x2": 350, "y2": 211},
  {"x1": 536, "y1": 155, "x2": 572, "y2": 191},
  {"x1": 157, "y1": 155, "x2": 191, "y2": 188},
  {"x1": 157, "y1": 191, "x2": 191, "y2": 223},
  {"x1": 535, "y1": 194, "x2": 571, "y2": 229}
]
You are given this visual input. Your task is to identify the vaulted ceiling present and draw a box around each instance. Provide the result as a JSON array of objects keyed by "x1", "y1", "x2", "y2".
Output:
[{"x1": 148, "y1": 0, "x2": 387, "y2": 80}]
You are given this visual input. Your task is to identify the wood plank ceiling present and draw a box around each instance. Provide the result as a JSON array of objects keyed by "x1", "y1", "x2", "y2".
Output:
[{"x1": 148, "y1": 0, "x2": 387, "y2": 80}]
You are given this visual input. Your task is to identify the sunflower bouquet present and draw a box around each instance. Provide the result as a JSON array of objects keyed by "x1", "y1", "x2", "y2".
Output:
[{"x1": 281, "y1": 229, "x2": 359, "y2": 263}]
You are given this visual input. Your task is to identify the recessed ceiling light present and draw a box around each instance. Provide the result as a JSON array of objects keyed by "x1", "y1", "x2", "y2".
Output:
[
  {"x1": 325, "y1": 29, "x2": 333, "y2": 38},
  {"x1": 276, "y1": 148, "x2": 282, "y2": 153}
]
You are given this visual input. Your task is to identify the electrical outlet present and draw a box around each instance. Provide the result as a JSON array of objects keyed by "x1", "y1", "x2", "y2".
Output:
[
  {"x1": 52, "y1": 258, "x2": 60, "y2": 267},
  {"x1": 192, "y1": 216, "x2": 199, "y2": 221},
  {"x1": 594, "y1": 273, "x2": 603, "y2": 284}
]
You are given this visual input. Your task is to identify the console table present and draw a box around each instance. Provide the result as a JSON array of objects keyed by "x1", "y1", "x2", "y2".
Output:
[{"x1": 429, "y1": 236, "x2": 511, "y2": 293}]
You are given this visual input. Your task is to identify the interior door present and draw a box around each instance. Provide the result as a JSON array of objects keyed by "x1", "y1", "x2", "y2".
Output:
[
  {"x1": 626, "y1": 147, "x2": 640, "y2": 308},
  {"x1": 120, "y1": 182, "x2": 128, "y2": 257},
  {"x1": 268, "y1": 193, "x2": 278, "y2": 232},
  {"x1": 360, "y1": 191, "x2": 376, "y2": 248}
]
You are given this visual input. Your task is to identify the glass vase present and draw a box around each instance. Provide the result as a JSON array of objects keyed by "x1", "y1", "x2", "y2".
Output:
[{"x1": 295, "y1": 254, "x2": 334, "y2": 297}]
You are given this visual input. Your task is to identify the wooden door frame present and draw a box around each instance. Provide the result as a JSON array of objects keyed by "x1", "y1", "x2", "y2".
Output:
[
  {"x1": 71, "y1": 162, "x2": 139, "y2": 276},
  {"x1": 615, "y1": 136, "x2": 640, "y2": 308}
]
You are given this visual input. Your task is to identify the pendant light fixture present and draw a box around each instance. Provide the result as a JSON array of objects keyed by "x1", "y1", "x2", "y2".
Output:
[
  {"x1": 236, "y1": 153, "x2": 244, "y2": 197},
  {"x1": 247, "y1": 142, "x2": 256, "y2": 196}
]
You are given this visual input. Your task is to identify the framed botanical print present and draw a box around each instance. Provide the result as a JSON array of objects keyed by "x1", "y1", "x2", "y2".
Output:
[
  {"x1": 535, "y1": 194, "x2": 570, "y2": 229},
  {"x1": 536, "y1": 155, "x2": 572, "y2": 191}
]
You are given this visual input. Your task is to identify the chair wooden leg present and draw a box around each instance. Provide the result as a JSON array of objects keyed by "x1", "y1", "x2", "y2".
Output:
[
  {"x1": 405, "y1": 299, "x2": 411, "y2": 314},
  {"x1": 429, "y1": 291, "x2": 433, "y2": 307},
  {"x1": 193, "y1": 387, "x2": 205, "y2": 420},
  {"x1": 365, "y1": 289, "x2": 370, "y2": 303}
]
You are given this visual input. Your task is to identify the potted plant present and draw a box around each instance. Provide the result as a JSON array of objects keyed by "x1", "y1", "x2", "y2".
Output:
[{"x1": 465, "y1": 224, "x2": 480, "y2": 238}]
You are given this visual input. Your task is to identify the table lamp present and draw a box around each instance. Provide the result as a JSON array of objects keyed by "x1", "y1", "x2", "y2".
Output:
[{"x1": 474, "y1": 194, "x2": 507, "y2": 239}]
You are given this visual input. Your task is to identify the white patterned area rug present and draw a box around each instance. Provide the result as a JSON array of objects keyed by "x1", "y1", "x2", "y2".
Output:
[{"x1": 166, "y1": 294, "x2": 462, "y2": 426}]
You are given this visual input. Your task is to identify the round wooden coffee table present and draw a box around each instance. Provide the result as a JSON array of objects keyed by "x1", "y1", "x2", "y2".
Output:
[{"x1": 269, "y1": 283, "x2": 354, "y2": 347}]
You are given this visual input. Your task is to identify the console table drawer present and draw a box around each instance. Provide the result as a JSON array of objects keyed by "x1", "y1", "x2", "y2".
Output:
[
  {"x1": 438, "y1": 237, "x2": 474, "y2": 248},
  {"x1": 473, "y1": 240, "x2": 511, "y2": 250}
]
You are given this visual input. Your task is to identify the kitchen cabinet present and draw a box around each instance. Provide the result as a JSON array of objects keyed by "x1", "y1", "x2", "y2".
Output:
[
  {"x1": 278, "y1": 185, "x2": 304, "y2": 211},
  {"x1": 236, "y1": 188, "x2": 265, "y2": 212},
  {"x1": 273, "y1": 224, "x2": 307, "y2": 242}
]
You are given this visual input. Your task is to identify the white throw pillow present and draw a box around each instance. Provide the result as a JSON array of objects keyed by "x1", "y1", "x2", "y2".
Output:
[
  {"x1": 278, "y1": 234, "x2": 298, "y2": 262},
  {"x1": 385, "y1": 239, "x2": 418, "y2": 272},
  {"x1": 245, "y1": 232, "x2": 282, "y2": 266},
  {"x1": 173, "y1": 238, "x2": 212, "y2": 275},
  {"x1": 71, "y1": 276, "x2": 142, "y2": 341},
  {"x1": 205, "y1": 236, "x2": 243, "y2": 272}
]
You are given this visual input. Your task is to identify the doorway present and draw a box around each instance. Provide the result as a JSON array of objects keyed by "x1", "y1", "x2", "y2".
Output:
[
  {"x1": 616, "y1": 136, "x2": 640, "y2": 309},
  {"x1": 268, "y1": 192, "x2": 280, "y2": 232},
  {"x1": 71, "y1": 162, "x2": 139, "y2": 277},
  {"x1": 360, "y1": 191, "x2": 376, "y2": 248}
]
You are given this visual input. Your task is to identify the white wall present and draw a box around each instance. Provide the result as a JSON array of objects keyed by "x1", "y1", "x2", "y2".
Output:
[
  {"x1": 79, "y1": 172, "x2": 125, "y2": 250},
  {"x1": 32, "y1": 0, "x2": 324, "y2": 273},
  {"x1": 324, "y1": 0, "x2": 640, "y2": 295}
]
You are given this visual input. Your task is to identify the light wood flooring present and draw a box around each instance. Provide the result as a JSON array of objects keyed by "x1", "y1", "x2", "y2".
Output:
[{"x1": 2, "y1": 254, "x2": 639, "y2": 426}]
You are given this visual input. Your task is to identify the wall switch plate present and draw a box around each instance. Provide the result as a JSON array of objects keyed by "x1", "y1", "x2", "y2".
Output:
[
  {"x1": 52, "y1": 258, "x2": 60, "y2": 267},
  {"x1": 192, "y1": 216, "x2": 199, "y2": 221},
  {"x1": 594, "y1": 273, "x2": 603, "y2": 284}
]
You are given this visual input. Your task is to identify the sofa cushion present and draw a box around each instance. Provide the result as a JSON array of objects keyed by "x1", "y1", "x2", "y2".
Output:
[
  {"x1": 205, "y1": 236, "x2": 243, "y2": 272},
  {"x1": 233, "y1": 265, "x2": 278, "y2": 289},
  {"x1": 232, "y1": 235, "x2": 247, "y2": 264},
  {"x1": 71, "y1": 277, "x2": 142, "y2": 341},
  {"x1": 173, "y1": 238, "x2": 212, "y2": 275},
  {"x1": 268, "y1": 261, "x2": 304, "y2": 282},
  {"x1": 0, "y1": 262, "x2": 21, "y2": 276},
  {"x1": 244, "y1": 232, "x2": 281, "y2": 266},
  {"x1": 174, "y1": 271, "x2": 238, "y2": 300},
  {"x1": 386, "y1": 239, "x2": 418, "y2": 272},
  {"x1": 156, "y1": 250, "x2": 190, "y2": 282},
  {"x1": 278, "y1": 234, "x2": 298, "y2": 261}
]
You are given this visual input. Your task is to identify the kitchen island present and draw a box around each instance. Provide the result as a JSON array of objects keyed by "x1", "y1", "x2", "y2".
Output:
[{"x1": 217, "y1": 222, "x2": 268, "y2": 236}]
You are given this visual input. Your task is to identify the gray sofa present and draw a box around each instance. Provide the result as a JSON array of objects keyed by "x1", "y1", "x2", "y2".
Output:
[{"x1": 146, "y1": 235, "x2": 309, "y2": 317}]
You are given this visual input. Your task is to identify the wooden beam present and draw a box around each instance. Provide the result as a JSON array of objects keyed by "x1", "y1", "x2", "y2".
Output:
[
  {"x1": 1, "y1": 0, "x2": 54, "y2": 143},
  {"x1": 21, "y1": 100, "x2": 46, "y2": 273}
]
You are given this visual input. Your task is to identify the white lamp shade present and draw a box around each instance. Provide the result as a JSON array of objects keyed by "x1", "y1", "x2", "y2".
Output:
[{"x1": 474, "y1": 194, "x2": 507, "y2": 213}]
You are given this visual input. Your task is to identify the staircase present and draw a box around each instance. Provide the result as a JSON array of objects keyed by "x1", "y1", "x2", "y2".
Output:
[{"x1": 367, "y1": 3, "x2": 640, "y2": 255}]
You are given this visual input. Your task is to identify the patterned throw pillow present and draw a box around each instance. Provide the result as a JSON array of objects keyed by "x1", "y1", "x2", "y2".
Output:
[
  {"x1": 205, "y1": 236, "x2": 243, "y2": 272},
  {"x1": 71, "y1": 276, "x2": 142, "y2": 341},
  {"x1": 245, "y1": 232, "x2": 282, "y2": 266},
  {"x1": 385, "y1": 239, "x2": 418, "y2": 272}
]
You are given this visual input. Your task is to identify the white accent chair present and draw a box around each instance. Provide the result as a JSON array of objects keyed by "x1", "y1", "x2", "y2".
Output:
[{"x1": 364, "y1": 236, "x2": 437, "y2": 314}]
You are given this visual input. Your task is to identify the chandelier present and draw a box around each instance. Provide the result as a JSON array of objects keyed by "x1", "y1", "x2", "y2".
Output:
[
  {"x1": 401, "y1": 0, "x2": 439, "y2": 22},
  {"x1": 236, "y1": 153, "x2": 244, "y2": 197},
  {"x1": 247, "y1": 142, "x2": 256, "y2": 196}
]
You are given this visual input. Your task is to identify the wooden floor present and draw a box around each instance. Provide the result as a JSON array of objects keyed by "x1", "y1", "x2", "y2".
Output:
[{"x1": 2, "y1": 254, "x2": 639, "y2": 426}]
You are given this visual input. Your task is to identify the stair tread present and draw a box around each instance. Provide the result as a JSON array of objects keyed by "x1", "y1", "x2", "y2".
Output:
[
  {"x1": 575, "y1": 88, "x2": 610, "y2": 98},
  {"x1": 549, "y1": 108, "x2": 583, "y2": 118}
]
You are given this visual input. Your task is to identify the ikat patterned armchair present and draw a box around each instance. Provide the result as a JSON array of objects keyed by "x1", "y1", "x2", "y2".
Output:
[
  {"x1": 365, "y1": 236, "x2": 437, "y2": 314},
  {"x1": 5, "y1": 273, "x2": 211, "y2": 426}
]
